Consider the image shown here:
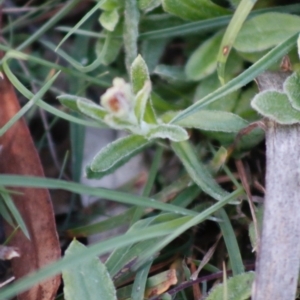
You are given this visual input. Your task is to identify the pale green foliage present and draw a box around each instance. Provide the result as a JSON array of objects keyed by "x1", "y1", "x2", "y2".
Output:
[
  {"x1": 88, "y1": 135, "x2": 150, "y2": 173},
  {"x1": 185, "y1": 32, "x2": 223, "y2": 81},
  {"x1": 284, "y1": 71, "x2": 300, "y2": 111},
  {"x1": 252, "y1": 71, "x2": 300, "y2": 124},
  {"x1": 206, "y1": 272, "x2": 255, "y2": 300},
  {"x1": 252, "y1": 91, "x2": 300, "y2": 124},
  {"x1": 138, "y1": 0, "x2": 161, "y2": 12},
  {"x1": 63, "y1": 240, "x2": 117, "y2": 300},
  {"x1": 234, "y1": 13, "x2": 300, "y2": 52},
  {"x1": 162, "y1": 0, "x2": 229, "y2": 21},
  {"x1": 99, "y1": 9, "x2": 119, "y2": 31}
]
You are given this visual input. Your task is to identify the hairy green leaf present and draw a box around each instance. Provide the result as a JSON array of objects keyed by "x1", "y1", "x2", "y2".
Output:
[
  {"x1": 251, "y1": 90, "x2": 300, "y2": 124},
  {"x1": 63, "y1": 240, "x2": 117, "y2": 300}
]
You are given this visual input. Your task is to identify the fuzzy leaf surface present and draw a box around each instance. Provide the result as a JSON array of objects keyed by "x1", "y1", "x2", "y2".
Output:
[
  {"x1": 251, "y1": 90, "x2": 300, "y2": 124},
  {"x1": 284, "y1": 71, "x2": 300, "y2": 111},
  {"x1": 63, "y1": 240, "x2": 117, "y2": 300}
]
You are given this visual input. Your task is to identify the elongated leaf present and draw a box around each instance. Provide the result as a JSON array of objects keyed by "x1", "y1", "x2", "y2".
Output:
[
  {"x1": 134, "y1": 81, "x2": 152, "y2": 124},
  {"x1": 138, "y1": 0, "x2": 161, "y2": 12},
  {"x1": 174, "y1": 110, "x2": 248, "y2": 132},
  {"x1": 89, "y1": 135, "x2": 150, "y2": 173},
  {"x1": 140, "y1": 5, "x2": 300, "y2": 40},
  {"x1": 206, "y1": 272, "x2": 255, "y2": 300},
  {"x1": 251, "y1": 90, "x2": 300, "y2": 125},
  {"x1": 217, "y1": 0, "x2": 257, "y2": 84},
  {"x1": 162, "y1": 0, "x2": 229, "y2": 21},
  {"x1": 131, "y1": 54, "x2": 150, "y2": 94},
  {"x1": 215, "y1": 209, "x2": 244, "y2": 275},
  {"x1": 0, "y1": 175, "x2": 197, "y2": 216},
  {"x1": 234, "y1": 13, "x2": 300, "y2": 53},
  {"x1": 1, "y1": 191, "x2": 29, "y2": 239},
  {"x1": 0, "y1": 189, "x2": 242, "y2": 300},
  {"x1": 96, "y1": 21, "x2": 123, "y2": 66},
  {"x1": 147, "y1": 124, "x2": 188, "y2": 141},
  {"x1": 284, "y1": 71, "x2": 300, "y2": 111},
  {"x1": 171, "y1": 141, "x2": 228, "y2": 201},
  {"x1": 171, "y1": 33, "x2": 298, "y2": 124},
  {"x1": 134, "y1": 188, "x2": 243, "y2": 269},
  {"x1": 186, "y1": 32, "x2": 223, "y2": 81},
  {"x1": 123, "y1": 0, "x2": 140, "y2": 71},
  {"x1": 0, "y1": 72, "x2": 59, "y2": 136},
  {"x1": 63, "y1": 240, "x2": 117, "y2": 300}
]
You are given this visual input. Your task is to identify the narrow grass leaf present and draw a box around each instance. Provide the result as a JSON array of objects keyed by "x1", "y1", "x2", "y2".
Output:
[
  {"x1": 162, "y1": 0, "x2": 230, "y2": 21},
  {"x1": 140, "y1": 5, "x2": 300, "y2": 40},
  {"x1": 63, "y1": 240, "x2": 117, "y2": 300},
  {"x1": 134, "y1": 188, "x2": 244, "y2": 269},
  {"x1": 131, "y1": 260, "x2": 152, "y2": 300},
  {"x1": 234, "y1": 13, "x2": 300, "y2": 53},
  {"x1": 56, "y1": 0, "x2": 105, "y2": 50},
  {"x1": 17, "y1": 0, "x2": 81, "y2": 51},
  {"x1": 217, "y1": 0, "x2": 257, "y2": 84},
  {"x1": 171, "y1": 33, "x2": 298, "y2": 124},
  {"x1": 1, "y1": 191, "x2": 29, "y2": 239},
  {"x1": 66, "y1": 208, "x2": 136, "y2": 237},
  {"x1": 2, "y1": 62, "x2": 104, "y2": 128},
  {"x1": 0, "y1": 175, "x2": 197, "y2": 216},
  {"x1": 0, "y1": 72, "x2": 60, "y2": 136},
  {"x1": 215, "y1": 209, "x2": 244, "y2": 275},
  {"x1": 171, "y1": 141, "x2": 228, "y2": 201}
]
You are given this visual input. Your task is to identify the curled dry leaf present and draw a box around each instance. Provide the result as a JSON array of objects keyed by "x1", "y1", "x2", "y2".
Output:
[
  {"x1": 0, "y1": 73, "x2": 61, "y2": 299},
  {"x1": 0, "y1": 245, "x2": 20, "y2": 260}
]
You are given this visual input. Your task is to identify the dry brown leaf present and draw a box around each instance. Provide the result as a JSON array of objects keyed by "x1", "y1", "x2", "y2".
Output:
[{"x1": 0, "y1": 73, "x2": 61, "y2": 300}]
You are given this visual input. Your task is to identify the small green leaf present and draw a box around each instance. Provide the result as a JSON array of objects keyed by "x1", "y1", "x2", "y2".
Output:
[
  {"x1": 138, "y1": 0, "x2": 161, "y2": 12},
  {"x1": 99, "y1": 9, "x2": 120, "y2": 31},
  {"x1": 284, "y1": 71, "x2": 300, "y2": 111},
  {"x1": 185, "y1": 32, "x2": 223, "y2": 81},
  {"x1": 95, "y1": 22, "x2": 123, "y2": 65},
  {"x1": 131, "y1": 54, "x2": 150, "y2": 94},
  {"x1": 234, "y1": 13, "x2": 300, "y2": 53},
  {"x1": 206, "y1": 272, "x2": 255, "y2": 300},
  {"x1": 100, "y1": 0, "x2": 124, "y2": 10},
  {"x1": 63, "y1": 240, "x2": 117, "y2": 300},
  {"x1": 77, "y1": 100, "x2": 107, "y2": 121},
  {"x1": 251, "y1": 90, "x2": 300, "y2": 125},
  {"x1": 123, "y1": 0, "x2": 140, "y2": 71},
  {"x1": 154, "y1": 65, "x2": 188, "y2": 82},
  {"x1": 57, "y1": 94, "x2": 107, "y2": 121},
  {"x1": 162, "y1": 0, "x2": 230, "y2": 21},
  {"x1": 89, "y1": 135, "x2": 151, "y2": 173},
  {"x1": 216, "y1": 0, "x2": 256, "y2": 84},
  {"x1": 171, "y1": 140, "x2": 228, "y2": 201},
  {"x1": 147, "y1": 124, "x2": 188, "y2": 141},
  {"x1": 134, "y1": 81, "x2": 152, "y2": 124},
  {"x1": 174, "y1": 110, "x2": 249, "y2": 132}
]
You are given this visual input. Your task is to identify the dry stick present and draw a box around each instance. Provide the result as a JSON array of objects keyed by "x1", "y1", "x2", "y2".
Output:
[{"x1": 252, "y1": 71, "x2": 300, "y2": 300}]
